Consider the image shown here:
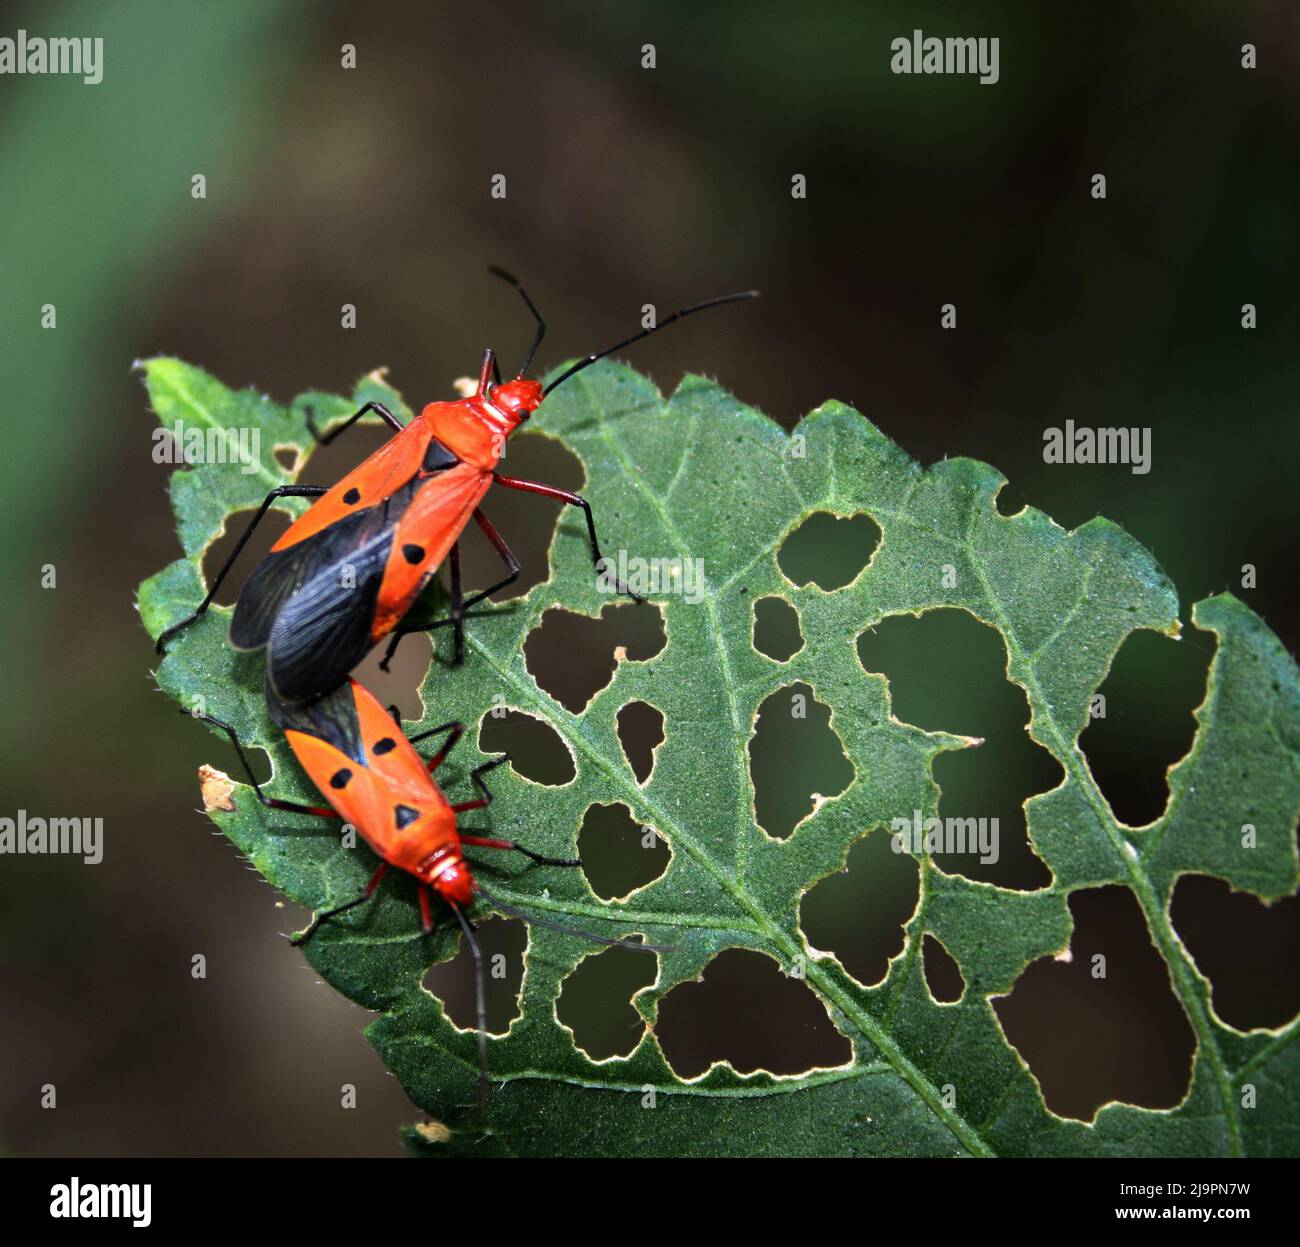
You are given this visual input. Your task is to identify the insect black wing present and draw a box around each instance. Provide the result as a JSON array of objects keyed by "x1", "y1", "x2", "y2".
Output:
[
  {"x1": 229, "y1": 537, "x2": 333, "y2": 652},
  {"x1": 265, "y1": 537, "x2": 390, "y2": 704},
  {"x1": 265, "y1": 671, "x2": 366, "y2": 766},
  {"x1": 230, "y1": 441, "x2": 459, "y2": 653},
  {"x1": 230, "y1": 478, "x2": 422, "y2": 651},
  {"x1": 260, "y1": 479, "x2": 425, "y2": 703}
]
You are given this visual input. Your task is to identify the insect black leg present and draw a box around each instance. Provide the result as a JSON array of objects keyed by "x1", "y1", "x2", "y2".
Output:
[
  {"x1": 410, "y1": 721, "x2": 465, "y2": 771},
  {"x1": 181, "y1": 710, "x2": 336, "y2": 817},
  {"x1": 378, "y1": 511, "x2": 521, "y2": 670},
  {"x1": 460, "y1": 833, "x2": 581, "y2": 869},
  {"x1": 156, "y1": 485, "x2": 328, "y2": 653},
  {"x1": 292, "y1": 863, "x2": 389, "y2": 946},
  {"x1": 449, "y1": 541, "x2": 465, "y2": 664},
  {"x1": 424, "y1": 512, "x2": 523, "y2": 638},
  {"x1": 457, "y1": 509, "x2": 521, "y2": 613},
  {"x1": 303, "y1": 399, "x2": 404, "y2": 446},
  {"x1": 377, "y1": 541, "x2": 466, "y2": 673},
  {"x1": 382, "y1": 710, "x2": 466, "y2": 769},
  {"x1": 450, "y1": 756, "x2": 509, "y2": 814},
  {"x1": 492, "y1": 474, "x2": 643, "y2": 603},
  {"x1": 449, "y1": 900, "x2": 489, "y2": 1116}
]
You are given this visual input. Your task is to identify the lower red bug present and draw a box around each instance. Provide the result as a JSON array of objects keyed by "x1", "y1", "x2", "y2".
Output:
[{"x1": 185, "y1": 677, "x2": 666, "y2": 1110}]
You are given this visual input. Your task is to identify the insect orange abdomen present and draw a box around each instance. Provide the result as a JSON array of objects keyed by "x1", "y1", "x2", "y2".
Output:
[{"x1": 281, "y1": 681, "x2": 464, "y2": 882}]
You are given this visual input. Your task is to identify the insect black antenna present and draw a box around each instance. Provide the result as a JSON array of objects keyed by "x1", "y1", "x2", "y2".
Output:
[
  {"x1": 450, "y1": 900, "x2": 489, "y2": 1116},
  {"x1": 541, "y1": 288, "x2": 759, "y2": 397},
  {"x1": 476, "y1": 883, "x2": 676, "y2": 954},
  {"x1": 488, "y1": 265, "x2": 546, "y2": 378}
]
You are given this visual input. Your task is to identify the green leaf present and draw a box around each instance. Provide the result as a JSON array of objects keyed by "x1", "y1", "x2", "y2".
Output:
[{"x1": 139, "y1": 356, "x2": 1300, "y2": 1158}]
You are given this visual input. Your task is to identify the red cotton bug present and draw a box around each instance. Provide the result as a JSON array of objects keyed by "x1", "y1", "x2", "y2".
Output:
[
  {"x1": 156, "y1": 270, "x2": 758, "y2": 704},
  {"x1": 186, "y1": 676, "x2": 666, "y2": 1107}
]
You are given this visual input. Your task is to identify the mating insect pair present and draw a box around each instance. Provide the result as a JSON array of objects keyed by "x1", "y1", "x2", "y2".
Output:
[
  {"x1": 163, "y1": 266, "x2": 754, "y2": 942},
  {"x1": 161, "y1": 271, "x2": 755, "y2": 1107}
]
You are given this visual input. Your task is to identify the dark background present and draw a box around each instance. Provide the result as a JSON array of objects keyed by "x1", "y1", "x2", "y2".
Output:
[{"x1": 0, "y1": 0, "x2": 1296, "y2": 1155}]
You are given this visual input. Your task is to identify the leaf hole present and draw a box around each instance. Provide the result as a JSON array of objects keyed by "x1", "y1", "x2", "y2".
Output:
[
  {"x1": 200, "y1": 508, "x2": 292, "y2": 607},
  {"x1": 857, "y1": 609, "x2": 1057, "y2": 890},
  {"x1": 557, "y1": 944, "x2": 657, "y2": 1061},
  {"x1": 616, "y1": 700, "x2": 665, "y2": 785},
  {"x1": 993, "y1": 885, "x2": 1195, "y2": 1121},
  {"x1": 993, "y1": 480, "x2": 1028, "y2": 518},
  {"x1": 777, "y1": 511, "x2": 880, "y2": 590},
  {"x1": 752, "y1": 595, "x2": 804, "y2": 662},
  {"x1": 195, "y1": 730, "x2": 274, "y2": 789},
  {"x1": 298, "y1": 418, "x2": 389, "y2": 482},
  {"x1": 1170, "y1": 874, "x2": 1300, "y2": 1031},
  {"x1": 922, "y1": 934, "x2": 965, "y2": 1004},
  {"x1": 273, "y1": 445, "x2": 301, "y2": 474},
  {"x1": 478, "y1": 710, "x2": 575, "y2": 786},
  {"x1": 578, "y1": 803, "x2": 671, "y2": 901},
  {"x1": 350, "y1": 633, "x2": 432, "y2": 724},
  {"x1": 657, "y1": 949, "x2": 851, "y2": 1078},
  {"x1": 800, "y1": 829, "x2": 919, "y2": 987},
  {"x1": 524, "y1": 603, "x2": 665, "y2": 713},
  {"x1": 749, "y1": 682, "x2": 853, "y2": 840},
  {"x1": 422, "y1": 914, "x2": 525, "y2": 1037},
  {"x1": 1079, "y1": 628, "x2": 1214, "y2": 827}
]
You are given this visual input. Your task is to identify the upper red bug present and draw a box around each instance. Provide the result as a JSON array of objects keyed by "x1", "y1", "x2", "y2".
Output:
[{"x1": 155, "y1": 270, "x2": 757, "y2": 704}]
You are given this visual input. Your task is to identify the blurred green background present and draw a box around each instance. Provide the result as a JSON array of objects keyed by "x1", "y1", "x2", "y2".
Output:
[{"x1": 0, "y1": 0, "x2": 1296, "y2": 1154}]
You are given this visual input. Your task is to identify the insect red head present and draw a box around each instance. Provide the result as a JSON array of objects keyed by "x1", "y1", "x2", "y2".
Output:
[
  {"x1": 424, "y1": 853, "x2": 476, "y2": 906},
  {"x1": 489, "y1": 377, "x2": 544, "y2": 427}
]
